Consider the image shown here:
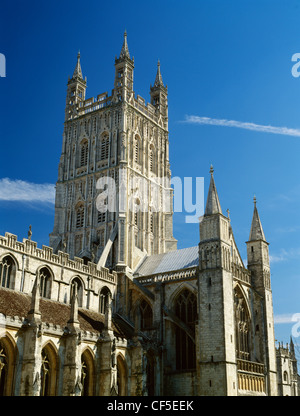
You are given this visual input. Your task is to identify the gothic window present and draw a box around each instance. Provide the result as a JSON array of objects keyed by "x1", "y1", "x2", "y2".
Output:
[
  {"x1": 175, "y1": 289, "x2": 197, "y2": 371},
  {"x1": 98, "y1": 211, "x2": 106, "y2": 224},
  {"x1": 80, "y1": 140, "x2": 88, "y2": 167},
  {"x1": 140, "y1": 299, "x2": 153, "y2": 330},
  {"x1": 0, "y1": 341, "x2": 7, "y2": 396},
  {"x1": 71, "y1": 277, "x2": 83, "y2": 307},
  {"x1": 117, "y1": 355, "x2": 127, "y2": 396},
  {"x1": 100, "y1": 133, "x2": 109, "y2": 160},
  {"x1": 234, "y1": 288, "x2": 251, "y2": 360},
  {"x1": 76, "y1": 204, "x2": 84, "y2": 228},
  {"x1": 99, "y1": 287, "x2": 111, "y2": 314},
  {"x1": 0, "y1": 256, "x2": 15, "y2": 289},
  {"x1": 283, "y1": 371, "x2": 288, "y2": 383},
  {"x1": 80, "y1": 352, "x2": 94, "y2": 396},
  {"x1": 40, "y1": 350, "x2": 51, "y2": 396},
  {"x1": 39, "y1": 267, "x2": 51, "y2": 299}
]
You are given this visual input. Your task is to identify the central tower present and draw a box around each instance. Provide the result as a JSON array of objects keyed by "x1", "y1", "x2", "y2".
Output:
[{"x1": 50, "y1": 33, "x2": 177, "y2": 271}]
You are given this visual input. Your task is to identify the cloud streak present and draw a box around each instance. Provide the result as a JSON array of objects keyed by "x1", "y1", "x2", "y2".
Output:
[
  {"x1": 184, "y1": 115, "x2": 300, "y2": 137},
  {"x1": 0, "y1": 178, "x2": 55, "y2": 203}
]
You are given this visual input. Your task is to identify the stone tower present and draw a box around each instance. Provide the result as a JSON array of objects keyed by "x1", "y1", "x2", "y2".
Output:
[
  {"x1": 198, "y1": 166, "x2": 237, "y2": 395},
  {"x1": 50, "y1": 32, "x2": 177, "y2": 271},
  {"x1": 246, "y1": 197, "x2": 278, "y2": 395}
]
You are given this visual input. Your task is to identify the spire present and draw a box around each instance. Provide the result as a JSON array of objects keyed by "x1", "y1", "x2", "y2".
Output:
[
  {"x1": 72, "y1": 51, "x2": 83, "y2": 79},
  {"x1": 119, "y1": 30, "x2": 131, "y2": 59},
  {"x1": 204, "y1": 165, "x2": 222, "y2": 216},
  {"x1": 153, "y1": 60, "x2": 164, "y2": 87},
  {"x1": 249, "y1": 196, "x2": 266, "y2": 241}
]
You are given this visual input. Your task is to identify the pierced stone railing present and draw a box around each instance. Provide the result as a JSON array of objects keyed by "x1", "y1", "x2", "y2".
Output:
[{"x1": 237, "y1": 359, "x2": 265, "y2": 393}]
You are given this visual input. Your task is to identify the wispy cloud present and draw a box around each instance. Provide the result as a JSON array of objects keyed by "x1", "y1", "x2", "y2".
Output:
[
  {"x1": 0, "y1": 178, "x2": 55, "y2": 203},
  {"x1": 183, "y1": 115, "x2": 300, "y2": 137},
  {"x1": 269, "y1": 247, "x2": 300, "y2": 264}
]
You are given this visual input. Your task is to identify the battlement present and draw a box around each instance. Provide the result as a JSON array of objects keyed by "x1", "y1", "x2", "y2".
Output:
[
  {"x1": 66, "y1": 89, "x2": 162, "y2": 126},
  {"x1": 0, "y1": 232, "x2": 116, "y2": 284}
]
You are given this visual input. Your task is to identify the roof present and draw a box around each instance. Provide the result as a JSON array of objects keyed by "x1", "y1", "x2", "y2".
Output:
[
  {"x1": 0, "y1": 287, "x2": 125, "y2": 337},
  {"x1": 134, "y1": 246, "x2": 199, "y2": 277}
]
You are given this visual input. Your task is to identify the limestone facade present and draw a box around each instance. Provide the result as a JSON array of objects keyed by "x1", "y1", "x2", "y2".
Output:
[{"x1": 0, "y1": 33, "x2": 298, "y2": 396}]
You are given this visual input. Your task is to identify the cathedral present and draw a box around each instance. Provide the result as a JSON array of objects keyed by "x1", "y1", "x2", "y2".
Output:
[{"x1": 0, "y1": 33, "x2": 298, "y2": 396}]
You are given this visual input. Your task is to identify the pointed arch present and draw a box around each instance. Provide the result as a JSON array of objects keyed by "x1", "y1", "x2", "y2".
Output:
[
  {"x1": 116, "y1": 354, "x2": 127, "y2": 396},
  {"x1": 99, "y1": 286, "x2": 111, "y2": 314},
  {"x1": 40, "y1": 341, "x2": 58, "y2": 396},
  {"x1": 173, "y1": 287, "x2": 197, "y2": 371},
  {"x1": 75, "y1": 202, "x2": 85, "y2": 229},
  {"x1": 70, "y1": 276, "x2": 84, "y2": 307},
  {"x1": 81, "y1": 348, "x2": 95, "y2": 396},
  {"x1": 0, "y1": 255, "x2": 17, "y2": 290},
  {"x1": 234, "y1": 284, "x2": 252, "y2": 360},
  {"x1": 0, "y1": 333, "x2": 17, "y2": 396},
  {"x1": 36, "y1": 265, "x2": 53, "y2": 299},
  {"x1": 100, "y1": 132, "x2": 109, "y2": 160},
  {"x1": 80, "y1": 139, "x2": 88, "y2": 167}
]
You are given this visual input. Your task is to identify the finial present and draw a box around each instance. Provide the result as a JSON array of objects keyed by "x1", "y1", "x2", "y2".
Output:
[
  {"x1": 226, "y1": 209, "x2": 230, "y2": 219},
  {"x1": 253, "y1": 195, "x2": 257, "y2": 206},
  {"x1": 210, "y1": 165, "x2": 214, "y2": 175},
  {"x1": 77, "y1": 50, "x2": 80, "y2": 59}
]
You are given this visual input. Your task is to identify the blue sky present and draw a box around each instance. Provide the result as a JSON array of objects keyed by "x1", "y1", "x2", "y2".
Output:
[{"x1": 1, "y1": 0, "x2": 300, "y2": 358}]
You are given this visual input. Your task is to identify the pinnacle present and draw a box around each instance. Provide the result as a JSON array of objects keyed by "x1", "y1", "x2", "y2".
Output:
[
  {"x1": 249, "y1": 197, "x2": 266, "y2": 241},
  {"x1": 204, "y1": 166, "x2": 222, "y2": 216},
  {"x1": 72, "y1": 51, "x2": 83, "y2": 79}
]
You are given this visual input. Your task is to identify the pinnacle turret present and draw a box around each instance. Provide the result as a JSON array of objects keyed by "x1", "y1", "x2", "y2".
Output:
[
  {"x1": 119, "y1": 30, "x2": 131, "y2": 60},
  {"x1": 204, "y1": 165, "x2": 222, "y2": 216},
  {"x1": 72, "y1": 51, "x2": 83, "y2": 79},
  {"x1": 153, "y1": 60, "x2": 164, "y2": 87}
]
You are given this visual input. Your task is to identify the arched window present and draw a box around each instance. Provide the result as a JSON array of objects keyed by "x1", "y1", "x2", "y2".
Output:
[
  {"x1": 117, "y1": 355, "x2": 127, "y2": 396},
  {"x1": 140, "y1": 299, "x2": 153, "y2": 330},
  {"x1": 76, "y1": 205, "x2": 84, "y2": 228},
  {"x1": 80, "y1": 350, "x2": 94, "y2": 396},
  {"x1": 283, "y1": 371, "x2": 288, "y2": 383},
  {"x1": 100, "y1": 133, "x2": 109, "y2": 160},
  {"x1": 234, "y1": 288, "x2": 251, "y2": 360},
  {"x1": 0, "y1": 337, "x2": 15, "y2": 396},
  {"x1": 175, "y1": 289, "x2": 197, "y2": 371},
  {"x1": 0, "y1": 341, "x2": 8, "y2": 396},
  {"x1": 80, "y1": 141, "x2": 88, "y2": 167},
  {"x1": 40, "y1": 344, "x2": 57, "y2": 396},
  {"x1": 71, "y1": 277, "x2": 84, "y2": 307},
  {"x1": 40, "y1": 349, "x2": 51, "y2": 396},
  {"x1": 99, "y1": 287, "x2": 111, "y2": 314},
  {"x1": 0, "y1": 256, "x2": 15, "y2": 289},
  {"x1": 39, "y1": 268, "x2": 51, "y2": 299}
]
